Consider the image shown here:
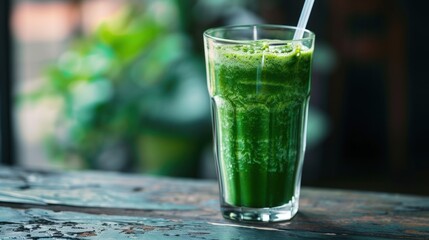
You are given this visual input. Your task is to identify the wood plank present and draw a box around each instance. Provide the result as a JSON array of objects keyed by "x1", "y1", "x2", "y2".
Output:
[
  {"x1": 0, "y1": 206, "x2": 390, "y2": 239},
  {"x1": 0, "y1": 167, "x2": 218, "y2": 210},
  {"x1": 0, "y1": 167, "x2": 428, "y2": 239}
]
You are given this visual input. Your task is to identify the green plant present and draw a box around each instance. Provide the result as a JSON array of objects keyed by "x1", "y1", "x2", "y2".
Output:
[{"x1": 28, "y1": 0, "x2": 210, "y2": 175}]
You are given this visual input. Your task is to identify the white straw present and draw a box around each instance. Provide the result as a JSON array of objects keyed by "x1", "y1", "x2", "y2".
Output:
[{"x1": 293, "y1": 0, "x2": 315, "y2": 40}]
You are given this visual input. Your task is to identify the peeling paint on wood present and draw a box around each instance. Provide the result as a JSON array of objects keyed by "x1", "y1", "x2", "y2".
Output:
[
  {"x1": 0, "y1": 207, "x2": 393, "y2": 239},
  {"x1": 0, "y1": 167, "x2": 428, "y2": 239}
]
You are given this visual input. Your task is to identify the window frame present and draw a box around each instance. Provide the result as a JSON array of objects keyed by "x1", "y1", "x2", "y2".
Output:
[{"x1": 0, "y1": 0, "x2": 14, "y2": 165}]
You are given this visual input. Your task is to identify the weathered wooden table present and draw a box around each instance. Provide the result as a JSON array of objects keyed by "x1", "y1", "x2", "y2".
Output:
[{"x1": 0, "y1": 167, "x2": 428, "y2": 239}]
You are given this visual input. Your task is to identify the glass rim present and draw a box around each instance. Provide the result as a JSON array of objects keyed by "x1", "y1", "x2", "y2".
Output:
[{"x1": 203, "y1": 24, "x2": 315, "y2": 44}]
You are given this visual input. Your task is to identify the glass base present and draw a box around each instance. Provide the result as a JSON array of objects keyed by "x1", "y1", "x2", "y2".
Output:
[{"x1": 221, "y1": 200, "x2": 299, "y2": 222}]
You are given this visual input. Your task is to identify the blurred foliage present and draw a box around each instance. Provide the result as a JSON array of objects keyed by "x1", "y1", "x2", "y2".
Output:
[{"x1": 26, "y1": 0, "x2": 214, "y2": 176}]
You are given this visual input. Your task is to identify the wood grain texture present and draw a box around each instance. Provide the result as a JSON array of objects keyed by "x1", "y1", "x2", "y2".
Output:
[{"x1": 0, "y1": 167, "x2": 428, "y2": 239}]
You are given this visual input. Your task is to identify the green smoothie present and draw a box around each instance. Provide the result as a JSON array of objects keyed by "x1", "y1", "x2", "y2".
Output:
[{"x1": 208, "y1": 41, "x2": 313, "y2": 208}]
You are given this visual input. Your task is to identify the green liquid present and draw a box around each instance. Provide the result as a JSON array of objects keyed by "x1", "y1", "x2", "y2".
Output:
[{"x1": 208, "y1": 42, "x2": 313, "y2": 208}]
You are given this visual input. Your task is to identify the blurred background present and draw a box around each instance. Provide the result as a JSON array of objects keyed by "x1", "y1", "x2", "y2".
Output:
[{"x1": 1, "y1": 0, "x2": 428, "y2": 195}]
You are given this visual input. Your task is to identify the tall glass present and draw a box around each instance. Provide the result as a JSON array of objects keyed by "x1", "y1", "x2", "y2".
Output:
[{"x1": 204, "y1": 25, "x2": 315, "y2": 222}]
